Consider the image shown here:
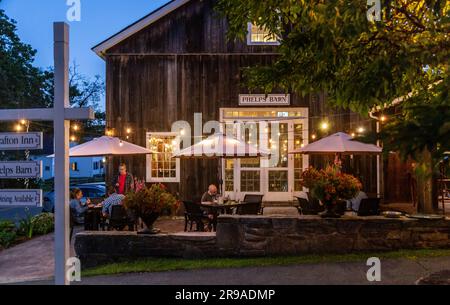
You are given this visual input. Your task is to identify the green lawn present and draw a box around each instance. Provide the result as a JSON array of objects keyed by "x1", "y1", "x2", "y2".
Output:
[{"x1": 82, "y1": 248, "x2": 450, "y2": 277}]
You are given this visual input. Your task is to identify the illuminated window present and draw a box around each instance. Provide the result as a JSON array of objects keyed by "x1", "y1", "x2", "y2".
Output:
[
  {"x1": 146, "y1": 132, "x2": 180, "y2": 183},
  {"x1": 247, "y1": 23, "x2": 280, "y2": 45},
  {"x1": 71, "y1": 162, "x2": 78, "y2": 172}
]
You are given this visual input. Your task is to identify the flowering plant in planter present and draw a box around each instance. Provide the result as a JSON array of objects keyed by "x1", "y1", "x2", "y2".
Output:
[
  {"x1": 123, "y1": 182, "x2": 179, "y2": 234},
  {"x1": 301, "y1": 166, "x2": 362, "y2": 218}
]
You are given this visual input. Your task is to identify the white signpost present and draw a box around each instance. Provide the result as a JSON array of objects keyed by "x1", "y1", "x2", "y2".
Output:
[
  {"x1": 0, "y1": 23, "x2": 94, "y2": 285},
  {"x1": 0, "y1": 161, "x2": 42, "y2": 179},
  {"x1": 0, "y1": 132, "x2": 43, "y2": 150},
  {"x1": 0, "y1": 189, "x2": 42, "y2": 207}
]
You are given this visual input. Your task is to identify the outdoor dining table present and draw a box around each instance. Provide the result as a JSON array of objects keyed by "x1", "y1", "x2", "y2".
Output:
[
  {"x1": 199, "y1": 202, "x2": 250, "y2": 231},
  {"x1": 85, "y1": 205, "x2": 104, "y2": 231},
  {"x1": 200, "y1": 202, "x2": 248, "y2": 214}
]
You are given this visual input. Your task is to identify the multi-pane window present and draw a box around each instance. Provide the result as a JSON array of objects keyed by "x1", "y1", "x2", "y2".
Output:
[
  {"x1": 241, "y1": 170, "x2": 261, "y2": 192},
  {"x1": 247, "y1": 23, "x2": 279, "y2": 45},
  {"x1": 147, "y1": 133, "x2": 180, "y2": 183},
  {"x1": 294, "y1": 124, "x2": 304, "y2": 191},
  {"x1": 225, "y1": 159, "x2": 234, "y2": 192},
  {"x1": 269, "y1": 171, "x2": 288, "y2": 192}
]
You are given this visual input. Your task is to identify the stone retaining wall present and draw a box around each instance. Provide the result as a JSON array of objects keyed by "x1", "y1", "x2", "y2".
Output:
[
  {"x1": 75, "y1": 216, "x2": 450, "y2": 268},
  {"x1": 217, "y1": 216, "x2": 450, "y2": 256}
]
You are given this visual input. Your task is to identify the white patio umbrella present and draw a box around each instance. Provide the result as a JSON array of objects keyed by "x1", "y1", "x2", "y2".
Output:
[
  {"x1": 173, "y1": 133, "x2": 270, "y2": 159},
  {"x1": 290, "y1": 132, "x2": 382, "y2": 155},
  {"x1": 172, "y1": 133, "x2": 270, "y2": 195},
  {"x1": 47, "y1": 136, "x2": 153, "y2": 157}
]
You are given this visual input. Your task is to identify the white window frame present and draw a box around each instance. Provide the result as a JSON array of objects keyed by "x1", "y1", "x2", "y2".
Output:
[
  {"x1": 246, "y1": 22, "x2": 280, "y2": 46},
  {"x1": 146, "y1": 132, "x2": 180, "y2": 183}
]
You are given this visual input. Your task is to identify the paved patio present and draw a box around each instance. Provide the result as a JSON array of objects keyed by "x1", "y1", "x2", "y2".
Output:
[{"x1": 0, "y1": 218, "x2": 185, "y2": 284}]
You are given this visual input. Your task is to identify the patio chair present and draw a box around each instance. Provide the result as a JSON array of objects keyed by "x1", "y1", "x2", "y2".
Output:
[
  {"x1": 237, "y1": 202, "x2": 262, "y2": 215},
  {"x1": 243, "y1": 194, "x2": 264, "y2": 204},
  {"x1": 295, "y1": 197, "x2": 317, "y2": 215},
  {"x1": 306, "y1": 192, "x2": 325, "y2": 213},
  {"x1": 183, "y1": 201, "x2": 208, "y2": 232},
  {"x1": 358, "y1": 198, "x2": 381, "y2": 216},
  {"x1": 107, "y1": 205, "x2": 129, "y2": 231}
]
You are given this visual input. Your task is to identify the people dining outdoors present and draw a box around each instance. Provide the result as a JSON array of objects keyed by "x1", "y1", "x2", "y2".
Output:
[
  {"x1": 115, "y1": 163, "x2": 135, "y2": 195},
  {"x1": 201, "y1": 184, "x2": 219, "y2": 231},
  {"x1": 102, "y1": 186, "x2": 126, "y2": 218},
  {"x1": 70, "y1": 188, "x2": 94, "y2": 224}
]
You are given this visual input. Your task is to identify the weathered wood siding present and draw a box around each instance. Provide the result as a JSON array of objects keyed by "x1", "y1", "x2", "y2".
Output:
[{"x1": 103, "y1": 0, "x2": 380, "y2": 201}]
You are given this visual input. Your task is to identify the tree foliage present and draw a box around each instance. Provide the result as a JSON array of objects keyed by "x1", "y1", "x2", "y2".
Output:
[
  {"x1": 216, "y1": 0, "x2": 449, "y2": 162},
  {"x1": 0, "y1": 4, "x2": 105, "y2": 140}
]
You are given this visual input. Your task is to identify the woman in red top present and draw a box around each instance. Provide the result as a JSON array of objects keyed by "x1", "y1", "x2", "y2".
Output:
[{"x1": 115, "y1": 163, "x2": 135, "y2": 195}]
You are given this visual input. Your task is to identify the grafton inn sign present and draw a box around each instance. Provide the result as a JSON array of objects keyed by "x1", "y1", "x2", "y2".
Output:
[{"x1": 239, "y1": 94, "x2": 291, "y2": 106}]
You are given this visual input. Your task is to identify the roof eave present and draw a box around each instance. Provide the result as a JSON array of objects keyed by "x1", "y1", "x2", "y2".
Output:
[{"x1": 92, "y1": 0, "x2": 191, "y2": 59}]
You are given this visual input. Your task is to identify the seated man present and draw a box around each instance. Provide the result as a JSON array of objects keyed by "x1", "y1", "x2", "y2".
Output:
[
  {"x1": 102, "y1": 186, "x2": 126, "y2": 219},
  {"x1": 200, "y1": 185, "x2": 220, "y2": 231},
  {"x1": 201, "y1": 184, "x2": 218, "y2": 204}
]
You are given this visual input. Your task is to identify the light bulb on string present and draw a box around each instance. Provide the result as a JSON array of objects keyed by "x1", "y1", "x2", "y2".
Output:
[
  {"x1": 320, "y1": 121, "x2": 329, "y2": 131},
  {"x1": 20, "y1": 119, "x2": 27, "y2": 125},
  {"x1": 15, "y1": 124, "x2": 22, "y2": 132}
]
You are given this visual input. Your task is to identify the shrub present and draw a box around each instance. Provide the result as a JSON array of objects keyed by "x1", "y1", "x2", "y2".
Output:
[
  {"x1": 0, "y1": 220, "x2": 17, "y2": 249},
  {"x1": 31, "y1": 213, "x2": 54, "y2": 235},
  {"x1": 17, "y1": 212, "x2": 34, "y2": 238}
]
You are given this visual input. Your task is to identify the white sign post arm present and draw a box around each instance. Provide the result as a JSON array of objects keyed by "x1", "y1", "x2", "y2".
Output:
[{"x1": 53, "y1": 22, "x2": 70, "y2": 286}]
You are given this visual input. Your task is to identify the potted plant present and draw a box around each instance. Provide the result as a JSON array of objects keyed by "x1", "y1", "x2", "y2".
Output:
[
  {"x1": 301, "y1": 166, "x2": 362, "y2": 218},
  {"x1": 123, "y1": 182, "x2": 179, "y2": 234}
]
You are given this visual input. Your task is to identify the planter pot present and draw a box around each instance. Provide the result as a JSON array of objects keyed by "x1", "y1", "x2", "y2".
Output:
[
  {"x1": 320, "y1": 201, "x2": 342, "y2": 219},
  {"x1": 138, "y1": 212, "x2": 161, "y2": 235}
]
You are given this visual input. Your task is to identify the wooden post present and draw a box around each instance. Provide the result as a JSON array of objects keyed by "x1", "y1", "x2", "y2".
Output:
[{"x1": 53, "y1": 22, "x2": 70, "y2": 286}]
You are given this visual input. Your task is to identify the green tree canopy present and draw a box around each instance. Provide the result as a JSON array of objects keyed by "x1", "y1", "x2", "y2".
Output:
[{"x1": 217, "y1": 0, "x2": 449, "y2": 160}]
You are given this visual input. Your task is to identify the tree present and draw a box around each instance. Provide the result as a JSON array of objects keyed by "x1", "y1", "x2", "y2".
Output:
[
  {"x1": 43, "y1": 62, "x2": 106, "y2": 142},
  {"x1": 0, "y1": 4, "x2": 50, "y2": 110},
  {"x1": 217, "y1": 0, "x2": 449, "y2": 212}
]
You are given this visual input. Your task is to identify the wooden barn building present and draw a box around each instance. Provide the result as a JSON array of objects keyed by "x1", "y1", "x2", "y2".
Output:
[{"x1": 93, "y1": 0, "x2": 413, "y2": 204}]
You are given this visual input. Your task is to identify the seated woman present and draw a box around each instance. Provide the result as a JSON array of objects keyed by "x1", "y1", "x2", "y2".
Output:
[{"x1": 70, "y1": 188, "x2": 93, "y2": 225}]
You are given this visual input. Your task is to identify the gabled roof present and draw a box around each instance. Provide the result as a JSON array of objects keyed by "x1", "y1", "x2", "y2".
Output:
[{"x1": 92, "y1": 0, "x2": 191, "y2": 58}]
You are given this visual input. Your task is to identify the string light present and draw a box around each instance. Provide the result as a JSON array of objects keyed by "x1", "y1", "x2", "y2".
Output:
[
  {"x1": 15, "y1": 124, "x2": 22, "y2": 132},
  {"x1": 311, "y1": 134, "x2": 317, "y2": 140},
  {"x1": 20, "y1": 119, "x2": 27, "y2": 125},
  {"x1": 357, "y1": 127, "x2": 365, "y2": 133},
  {"x1": 73, "y1": 124, "x2": 79, "y2": 131},
  {"x1": 70, "y1": 135, "x2": 76, "y2": 142},
  {"x1": 320, "y1": 121, "x2": 329, "y2": 131},
  {"x1": 351, "y1": 132, "x2": 356, "y2": 138},
  {"x1": 126, "y1": 128, "x2": 132, "y2": 134},
  {"x1": 380, "y1": 115, "x2": 387, "y2": 122}
]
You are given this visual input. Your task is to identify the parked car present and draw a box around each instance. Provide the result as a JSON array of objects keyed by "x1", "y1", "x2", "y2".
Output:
[{"x1": 43, "y1": 183, "x2": 106, "y2": 213}]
